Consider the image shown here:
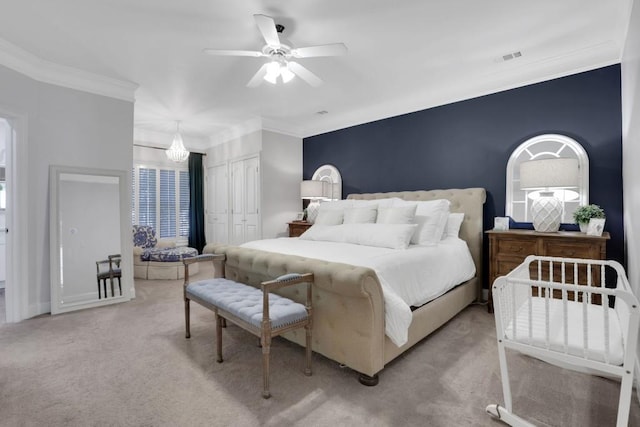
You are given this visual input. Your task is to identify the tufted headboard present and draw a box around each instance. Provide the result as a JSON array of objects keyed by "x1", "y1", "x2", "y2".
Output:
[{"x1": 347, "y1": 188, "x2": 487, "y2": 290}]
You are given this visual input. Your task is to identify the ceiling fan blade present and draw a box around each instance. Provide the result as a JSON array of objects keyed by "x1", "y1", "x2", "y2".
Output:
[
  {"x1": 254, "y1": 14, "x2": 280, "y2": 48},
  {"x1": 246, "y1": 63, "x2": 269, "y2": 88},
  {"x1": 287, "y1": 62, "x2": 323, "y2": 87},
  {"x1": 291, "y1": 43, "x2": 348, "y2": 58},
  {"x1": 203, "y1": 49, "x2": 264, "y2": 57}
]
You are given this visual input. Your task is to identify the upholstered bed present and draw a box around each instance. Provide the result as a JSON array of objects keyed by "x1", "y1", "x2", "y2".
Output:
[{"x1": 203, "y1": 188, "x2": 486, "y2": 383}]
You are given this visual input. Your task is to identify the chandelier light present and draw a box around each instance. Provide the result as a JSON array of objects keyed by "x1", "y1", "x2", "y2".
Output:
[{"x1": 165, "y1": 121, "x2": 189, "y2": 163}]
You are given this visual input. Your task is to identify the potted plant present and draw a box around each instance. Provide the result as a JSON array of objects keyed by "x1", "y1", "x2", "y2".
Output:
[{"x1": 573, "y1": 204, "x2": 605, "y2": 232}]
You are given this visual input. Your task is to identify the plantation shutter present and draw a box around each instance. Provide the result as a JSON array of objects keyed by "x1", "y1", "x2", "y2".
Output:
[
  {"x1": 137, "y1": 167, "x2": 157, "y2": 229},
  {"x1": 159, "y1": 169, "x2": 176, "y2": 238}
]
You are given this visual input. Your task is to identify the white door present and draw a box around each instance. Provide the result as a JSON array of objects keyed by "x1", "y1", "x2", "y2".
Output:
[
  {"x1": 206, "y1": 164, "x2": 228, "y2": 244},
  {"x1": 230, "y1": 156, "x2": 260, "y2": 245},
  {"x1": 243, "y1": 156, "x2": 260, "y2": 242}
]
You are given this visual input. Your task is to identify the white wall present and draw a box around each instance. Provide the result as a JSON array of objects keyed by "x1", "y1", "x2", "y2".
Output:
[
  {"x1": 261, "y1": 130, "x2": 303, "y2": 238},
  {"x1": 205, "y1": 130, "x2": 262, "y2": 165},
  {"x1": 0, "y1": 64, "x2": 134, "y2": 319},
  {"x1": 621, "y1": 0, "x2": 640, "y2": 386}
]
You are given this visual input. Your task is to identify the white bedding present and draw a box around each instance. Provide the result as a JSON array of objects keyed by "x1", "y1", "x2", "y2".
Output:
[{"x1": 241, "y1": 236, "x2": 476, "y2": 346}]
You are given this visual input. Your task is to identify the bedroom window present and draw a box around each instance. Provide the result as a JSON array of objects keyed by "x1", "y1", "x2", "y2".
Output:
[
  {"x1": 132, "y1": 165, "x2": 190, "y2": 242},
  {"x1": 506, "y1": 134, "x2": 589, "y2": 224}
]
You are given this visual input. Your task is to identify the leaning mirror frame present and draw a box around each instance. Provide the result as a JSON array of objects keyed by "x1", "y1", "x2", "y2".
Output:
[
  {"x1": 505, "y1": 134, "x2": 589, "y2": 225},
  {"x1": 49, "y1": 165, "x2": 133, "y2": 314}
]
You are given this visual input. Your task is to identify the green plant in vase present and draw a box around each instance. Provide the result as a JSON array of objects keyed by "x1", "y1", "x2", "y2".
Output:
[{"x1": 573, "y1": 204, "x2": 605, "y2": 232}]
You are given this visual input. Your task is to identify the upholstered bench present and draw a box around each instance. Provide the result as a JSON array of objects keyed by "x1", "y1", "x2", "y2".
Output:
[{"x1": 183, "y1": 254, "x2": 314, "y2": 398}]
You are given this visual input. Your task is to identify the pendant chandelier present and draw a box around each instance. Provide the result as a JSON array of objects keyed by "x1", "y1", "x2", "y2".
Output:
[{"x1": 165, "y1": 121, "x2": 189, "y2": 163}]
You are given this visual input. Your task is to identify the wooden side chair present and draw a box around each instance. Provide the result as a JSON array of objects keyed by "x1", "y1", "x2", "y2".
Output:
[{"x1": 96, "y1": 254, "x2": 122, "y2": 299}]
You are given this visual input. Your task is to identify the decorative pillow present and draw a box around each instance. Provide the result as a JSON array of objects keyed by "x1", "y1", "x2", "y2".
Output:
[
  {"x1": 314, "y1": 209, "x2": 344, "y2": 225},
  {"x1": 393, "y1": 199, "x2": 450, "y2": 245},
  {"x1": 377, "y1": 205, "x2": 417, "y2": 224},
  {"x1": 443, "y1": 213, "x2": 465, "y2": 239},
  {"x1": 349, "y1": 197, "x2": 400, "y2": 208},
  {"x1": 299, "y1": 223, "x2": 417, "y2": 249},
  {"x1": 132, "y1": 225, "x2": 157, "y2": 248},
  {"x1": 299, "y1": 225, "x2": 347, "y2": 242},
  {"x1": 343, "y1": 206, "x2": 378, "y2": 224},
  {"x1": 346, "y1": 223, "x2": 417, "y2": 249}
]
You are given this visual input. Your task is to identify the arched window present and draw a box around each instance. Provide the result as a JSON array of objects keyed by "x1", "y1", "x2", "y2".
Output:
[{"x1": 506, "y1": 134, "x2": 589, "y2": 224}]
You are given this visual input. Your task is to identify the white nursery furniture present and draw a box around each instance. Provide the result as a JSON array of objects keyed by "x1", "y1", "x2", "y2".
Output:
[{"x1": 487, "y1": 255, "x2": 639, "y2": 427}]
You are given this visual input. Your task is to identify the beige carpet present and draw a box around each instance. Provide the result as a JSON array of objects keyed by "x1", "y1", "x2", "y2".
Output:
[{"x1": 1, "y1": 264, "x2": 638, "y2": 427}]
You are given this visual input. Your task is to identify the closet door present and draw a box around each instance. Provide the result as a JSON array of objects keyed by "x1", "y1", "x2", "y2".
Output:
[
  {"x1": 242, "y1": 156, "x2": 260, "y2": 242},
  {"x1": 206, "y1": 163, "x2": 228, "y2": 244},
  {"x1": 230, "y1": 156, "x2": 260, "y2": 245}
]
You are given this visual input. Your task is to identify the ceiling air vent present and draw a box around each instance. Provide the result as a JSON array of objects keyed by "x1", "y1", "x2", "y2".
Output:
[{"x1": 498, "y1": 51, "x2": 523, "y2": 62}]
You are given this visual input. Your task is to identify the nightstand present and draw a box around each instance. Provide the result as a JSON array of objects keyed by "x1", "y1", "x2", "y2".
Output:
[
  {"x1": 288, "y1": 221, "x2": 312, "y2": 237},
  {"x1": 486, "y1": 229, "x2": 610, "y2": 312}
]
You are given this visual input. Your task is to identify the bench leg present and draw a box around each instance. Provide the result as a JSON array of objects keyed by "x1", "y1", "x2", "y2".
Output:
[
  {"x1": 184, "y1": 298, "x2": 191, "y2": 339},
  {"x1": 261, "y1": 334, "x2": 271, "y2": 399},
  {"x1": 216, "y1": 314, "x2": 224, "y2": 363},
  {"x1": 304, "y1": 324, "x2": 312, "y2": 376}
]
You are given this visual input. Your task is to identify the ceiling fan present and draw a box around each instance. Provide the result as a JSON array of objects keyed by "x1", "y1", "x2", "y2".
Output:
[{"x1": 203, "y1": 14, "x2": 347, "y2": 87}]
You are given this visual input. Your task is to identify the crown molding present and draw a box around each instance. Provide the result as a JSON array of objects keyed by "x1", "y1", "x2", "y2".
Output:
[{"x1": 0, "y1": 37, "x2": 138, "y2": 102}]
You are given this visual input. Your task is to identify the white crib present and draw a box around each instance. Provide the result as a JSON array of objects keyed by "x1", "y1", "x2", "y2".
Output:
[{"x1": 486, "y1": 255, "x2": 640, "y2": 427}]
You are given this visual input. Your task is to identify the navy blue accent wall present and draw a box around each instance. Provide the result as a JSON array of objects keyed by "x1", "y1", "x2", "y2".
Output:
[{"x1": 303, "y1": 65, "x2": 623, "y2": 285}]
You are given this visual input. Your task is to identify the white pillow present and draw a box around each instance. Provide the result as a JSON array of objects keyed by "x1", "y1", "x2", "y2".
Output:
[
  {"x1": 299, "y1": 225, "x2": 346, "y2": 242},
  {"x1": 349, "y1": 197, "x2": 400, "y2": 208},
  {"x1": 393, "y1": 199, "x2": 450, "y2": 245},
  {"x1": 377, "y1": 205, "x2": 417, "y2": 224},
  {"x1": 314, "y1": 209, "x2": 344, "y2": 225},
  {"x1": 443, "y1": 213, "x2": 465, "y2": 239},
  {"x1": 347, "y1": 223, "x2": 416, "y2": 249},
  {"x1": 299, "y1": 223, "x2": 417, "y2": 249},
  {"x1": 343, "y1": 206, "x2": 378, "y2": 224}
]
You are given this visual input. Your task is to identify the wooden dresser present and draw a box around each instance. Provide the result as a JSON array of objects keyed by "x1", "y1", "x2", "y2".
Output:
[
  {"x1": 288, "y1": 221, "x2": 312, "y2": 237},
  {"x1": 486, "y1": 229, "x2": 610, "y2": 312}
]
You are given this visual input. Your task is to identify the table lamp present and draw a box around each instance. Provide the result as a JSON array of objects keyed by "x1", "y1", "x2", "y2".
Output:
[
  {"x1": 301, "y1": 180, "x2": 327, "y2": 223},
  {"x1": 519, "y1": 158, "x2": 579, "y2": 232}
]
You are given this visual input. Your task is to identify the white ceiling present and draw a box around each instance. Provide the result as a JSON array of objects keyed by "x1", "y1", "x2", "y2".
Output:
[{"x1": 0, "y1": 0, "x2": 633, "y2": 149}]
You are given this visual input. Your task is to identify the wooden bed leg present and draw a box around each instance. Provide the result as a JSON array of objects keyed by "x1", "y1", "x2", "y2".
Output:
[{"x1": 358, "y1": 373, "x2": 379, "y2": 386}]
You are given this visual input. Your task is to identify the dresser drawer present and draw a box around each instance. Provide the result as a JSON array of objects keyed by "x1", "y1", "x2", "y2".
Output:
[
  {"x1": 494, "y1": 259, "x2": 523, "y2": 278},
  {"x1": 495, "y1": 238, "x2": 537, "y2": 257},
  {"x1": 543, "y1": 241, "x2": 594, "y2": 259}
]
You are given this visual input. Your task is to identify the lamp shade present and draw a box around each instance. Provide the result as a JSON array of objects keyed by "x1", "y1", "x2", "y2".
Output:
[
  {"x1": 520, "y1": 158, "x2": 579, "y2": 190},
  {"x1": 301, "y1": 180, "x2": 326, "y2": 199}
]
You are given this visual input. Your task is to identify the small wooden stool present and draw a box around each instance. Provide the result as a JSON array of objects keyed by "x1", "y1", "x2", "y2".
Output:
[{"x1": 183, "y1": 254, "x2": 314, "y2": 398}]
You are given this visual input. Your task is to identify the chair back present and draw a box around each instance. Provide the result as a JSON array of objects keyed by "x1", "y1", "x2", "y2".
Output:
[{"x1": 132, "y1": 225, "x2": 157, "y2": 248}]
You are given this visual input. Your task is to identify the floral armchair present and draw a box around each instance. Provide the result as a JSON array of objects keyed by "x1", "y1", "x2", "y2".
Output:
[{"x1": 132, "y1": 225, "x2": 198, "y2": 279}]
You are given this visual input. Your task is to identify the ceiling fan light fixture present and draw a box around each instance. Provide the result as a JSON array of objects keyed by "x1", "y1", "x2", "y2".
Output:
[
  {"x1": 165, "y1": 121, "x2": 190, "y2": 163},
  {"x1": 281, "y1": 65, "x2": 295, "y2": 83},
  {"x1": 264, "y1": 61, "x2": 280, "y2": 84}
]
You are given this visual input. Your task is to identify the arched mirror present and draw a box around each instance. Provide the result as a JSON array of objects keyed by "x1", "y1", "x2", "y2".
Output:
[
  {"x1": 506, "y1": 134, "x2": 589, "y2": 224},
  {"x1": 49, "y1": 165, "x2": 133, "y2": 314},
  {"x1": 312, "y1": 164, "x2": 342, "y2": 200}
]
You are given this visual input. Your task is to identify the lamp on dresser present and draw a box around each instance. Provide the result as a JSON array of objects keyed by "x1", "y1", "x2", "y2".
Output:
[
  {"x1": 301, "y1": 180, "x2": 327, "y2": 223},
  {"x1": 519, "y1": 157, "x2": 579, "y2": 232}
]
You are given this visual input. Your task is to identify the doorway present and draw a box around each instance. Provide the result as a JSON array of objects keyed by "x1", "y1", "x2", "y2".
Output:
[{"x1": 0, "y1": 118, "x2": 9, "y2": 324}]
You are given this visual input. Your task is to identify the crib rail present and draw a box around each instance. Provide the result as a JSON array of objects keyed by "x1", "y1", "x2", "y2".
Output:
[{"x1": 493, "y1": 255, "x2": 638, "y2": 374}]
